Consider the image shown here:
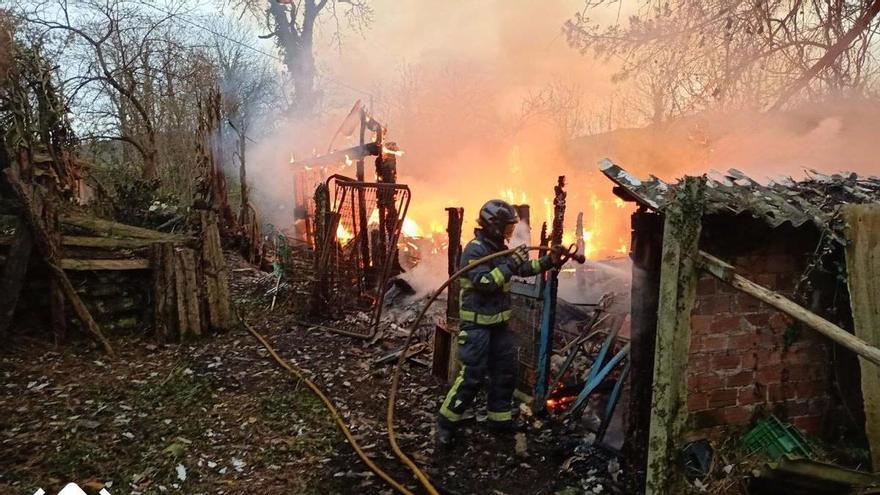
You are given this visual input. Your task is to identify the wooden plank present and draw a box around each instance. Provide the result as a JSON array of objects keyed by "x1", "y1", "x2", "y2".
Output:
[
  {"x1": 62, "y1": 235, "x2": 162, "y2": 249},
  {"x1": 0, "y1": 219, "x2": 33, "y2": 333},
  {"x1": 697, "y1": 251, "x2": 880, "y2": 367},
  {"x1": 60, "y1": 258, "x2": 150, "y2": 271},
  {"x1": 60, "y1": 212, "x2": 186, "y2": 241},
  {"x1": 843, "y1": 203, "x2": 880, "y2": 471},
  {"x1": 646, "y1": 176, "x2": 705, "y2": 495}
]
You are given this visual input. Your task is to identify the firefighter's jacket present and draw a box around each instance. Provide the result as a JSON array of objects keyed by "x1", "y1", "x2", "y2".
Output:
[{"x1": 458, "y1": 230, "x2": 553, "y2": 327}]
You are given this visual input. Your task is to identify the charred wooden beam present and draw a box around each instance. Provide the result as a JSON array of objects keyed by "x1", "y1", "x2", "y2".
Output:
[{"x1": 291, "y1": 142, "x2": 381, "y2": 169}]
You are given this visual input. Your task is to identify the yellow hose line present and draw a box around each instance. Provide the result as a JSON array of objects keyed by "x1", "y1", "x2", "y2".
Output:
[
  {"x1": 386, "y1": 246, "x2": 551, "y2": 495},
  {"x1": 242, "y1": 316, "x2": 416, "y2": 495}
]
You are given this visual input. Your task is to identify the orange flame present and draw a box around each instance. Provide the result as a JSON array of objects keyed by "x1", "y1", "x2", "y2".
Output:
[{"x1": 336, "y1": 224, "x2": 353, "y2": 242}]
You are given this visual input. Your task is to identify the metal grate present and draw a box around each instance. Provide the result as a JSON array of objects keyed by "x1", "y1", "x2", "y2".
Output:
[{"x1": 316, "y1": 175, "x2": 411, "y2": 337}]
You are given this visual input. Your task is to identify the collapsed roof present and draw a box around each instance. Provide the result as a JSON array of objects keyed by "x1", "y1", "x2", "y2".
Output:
[{"x1": 599, "y1": 159, "x2": 880, "y2": 244}]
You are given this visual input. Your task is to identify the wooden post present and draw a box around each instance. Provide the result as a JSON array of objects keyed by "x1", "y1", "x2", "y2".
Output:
[
  {"x1": 177, "y1": 247, "x2": 202, "y2": 339},
  {"x1": 151, "y1": 242, "x2": 176, "y2": 341},
  {"x1": 843, "y1": 204, "x2": 880, "y2": 471},
  {"x1": 624, "y1": 209, "x2": 664, "y2": 492},
  {"x1": 646, "y1": 177, "x2": 705, "y2": 495},
  {"x1": 200, "y1": 211, "x2": 232, "y2": 331},
  {"x1": 0, "y1": 218, "x2": 33, "y2": 334}
]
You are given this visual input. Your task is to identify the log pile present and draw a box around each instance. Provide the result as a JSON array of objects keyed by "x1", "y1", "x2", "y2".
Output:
[{"x1": 0, "y1": 205, "x2": 233, "y2": 345}]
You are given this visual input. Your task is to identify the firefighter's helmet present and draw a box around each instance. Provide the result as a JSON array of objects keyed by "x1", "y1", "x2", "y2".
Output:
[{"x1": 477, "y1": 199, "x2": 519, "y2": 240}]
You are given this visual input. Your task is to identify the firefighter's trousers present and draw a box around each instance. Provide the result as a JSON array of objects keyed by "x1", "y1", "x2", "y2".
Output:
[{"x1": 438, "y1": 323, "x2": 517, "y2": 426}]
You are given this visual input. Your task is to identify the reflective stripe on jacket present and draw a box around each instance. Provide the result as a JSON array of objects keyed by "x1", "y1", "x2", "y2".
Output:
[{"x1": 458, "y1": 229, "x2": 552, "y2": 326}]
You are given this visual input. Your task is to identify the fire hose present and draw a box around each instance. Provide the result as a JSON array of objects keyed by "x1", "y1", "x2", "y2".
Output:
[{"x1": 244, "y1": 245, "x2": 583, "y2": 495}]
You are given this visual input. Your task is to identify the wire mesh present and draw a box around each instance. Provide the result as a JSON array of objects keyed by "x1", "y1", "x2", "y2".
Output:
[{"x1": 316, "y1": 175, "x2": 411, "y2": 336}]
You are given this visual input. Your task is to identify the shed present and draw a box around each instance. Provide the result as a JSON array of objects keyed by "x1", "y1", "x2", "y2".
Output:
[{"x1": 601, "y1": 160, "x2": 880, "y2": 493}]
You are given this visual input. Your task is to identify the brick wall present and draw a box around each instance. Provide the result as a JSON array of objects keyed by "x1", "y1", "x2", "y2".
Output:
[{"x1": 685, "y1": 241, "x2": 830, "y2": 438}]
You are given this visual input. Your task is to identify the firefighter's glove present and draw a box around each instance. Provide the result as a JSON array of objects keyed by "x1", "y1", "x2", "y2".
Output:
[
  {"x1": 509, "y1": 244, "x2": 530, "y2": 269},
  {"x1": 550, "y1": 245, "x2": 568, "y2": 268}
]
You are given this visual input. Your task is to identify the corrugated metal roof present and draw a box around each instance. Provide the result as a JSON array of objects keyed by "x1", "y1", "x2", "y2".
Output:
[{"x1": 599, "y1": 159, "x2": 880, "y2": 244}]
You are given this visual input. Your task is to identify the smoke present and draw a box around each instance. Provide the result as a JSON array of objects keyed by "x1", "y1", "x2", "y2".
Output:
[{"x1": 245, "y1": 1, "x2": 880, "y2": 263}]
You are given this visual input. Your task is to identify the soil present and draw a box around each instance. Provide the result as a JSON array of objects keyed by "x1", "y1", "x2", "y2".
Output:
[{"x1": 0, "y1": 253, "x2": 622, "y2": 495}]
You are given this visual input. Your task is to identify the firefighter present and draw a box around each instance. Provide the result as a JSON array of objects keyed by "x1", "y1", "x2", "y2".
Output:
[{"x1": 437, "y1": 199, "x2": 565, "y2": 446}]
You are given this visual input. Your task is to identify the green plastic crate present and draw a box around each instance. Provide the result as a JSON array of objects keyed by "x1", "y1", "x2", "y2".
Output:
[{"x1": 741, "y1": 416, "x2": 814, "y2": 460}]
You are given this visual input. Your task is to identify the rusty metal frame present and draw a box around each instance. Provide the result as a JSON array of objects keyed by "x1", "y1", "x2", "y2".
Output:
[{"x1": 316, "y1": 174, "x2": 411, "y2": 338}]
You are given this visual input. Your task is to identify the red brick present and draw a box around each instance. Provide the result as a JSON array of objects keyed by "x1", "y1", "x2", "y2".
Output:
[
  {"x1": 734, "y1": 293, "x2": 765, "y2": 313},
  {"x1": 695, "y1": 295, "x2": 731, "y2": 315},
  {"x1": 688, "y1": 353, "x2": 713, "y2": 371},
  {"x1": 712, "y1": 353, "x2": 742, "y2": 370},
  {"x1": 720, "y1": 405, "x2": 753, "y2": 424},
  {"x1": 728, "y1": 333, "x2": 757, "y2": 350},
  {"x1": 756, "y1": 348, "x2": 783, "y2": 366},
  {"x1": 709, "y1": 388, "x2": 739, "y2": 408},
  {"x1": 791, "y1": 415, "x2": 822, "y2": 434},
  {"x1": 726, "y1": 371, "x2": 755, "y2": 387},
  {"x1": 767, "y1": 383, "x2": 785, "y2": 401},
  {"x1": 691, "y1": 315, "x2": 713, "y2": 335},
  {"x1": 697, "y1": 334, "x2": 729, "y2": 352},
  {"x1": 738, "y1": 386, "x2": 763, "y2": 406},
  {"x1": 741, "y1": 351, "x2": 759, "y2": 370},
  {"x1": 710, "y1": 316, "x2": 745, "y2": 333},
  {"x1": 745, "y1": 313, "x2": 771, "y2": 328},
  {"x1": 769, "y1": 313, "x2": 792, "y2": 331},
  {"x1": 690, "y1": 372, "x2": 724, "y2": 392},
  {"x1": 688, "y1": 392, "x2": 709, "y2": 412},
  {"x1": 757, "y1": 364, "x2": 784, "y2": 383}
]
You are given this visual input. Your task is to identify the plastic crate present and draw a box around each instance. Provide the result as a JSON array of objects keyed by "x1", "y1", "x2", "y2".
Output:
[{"x1": 741, "y1": 416, "x2": 814, "y2": 460}]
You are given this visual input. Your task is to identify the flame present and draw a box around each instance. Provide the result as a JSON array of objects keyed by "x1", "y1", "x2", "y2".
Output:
[
  {"x1": 546, "y1": 394, "x2": 577, "y2": 411},
  {"x1": 614, "y1": 197, "x2": 626, "y2": 208},
  {"x1": 402, "y1": 218, "x2": 423, "y2": 238},
  {"x1": 583, "y1": 231, "x2": 596, "y2": 260},
  {"x1": 336, "y1": 224, "x2": 353, "y2": 242},
  {"x1": 499, "y1": 188, "x2": 528, "y2": 205},
  {"x1": 617, "y1": 237, "x2": 628, "y2": 255},
  {"x1": 344, "y1": 154, "x2": 353, "y2": 167}
]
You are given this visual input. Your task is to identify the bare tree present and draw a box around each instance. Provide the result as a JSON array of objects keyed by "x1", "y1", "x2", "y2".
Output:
[
  {"x1": 228, "y1": 0, "x2": 372, "y2": 116},
  {"x1": 20, "y1": 0, "x2": 193, "y2": 180},
  {"x1": 566, "y1": 0, "x2": 880, "y2": 119}
]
